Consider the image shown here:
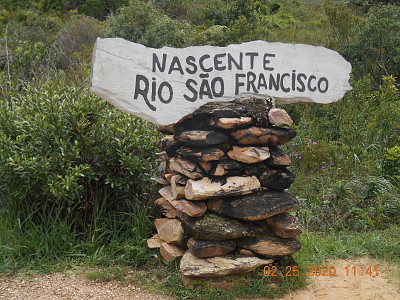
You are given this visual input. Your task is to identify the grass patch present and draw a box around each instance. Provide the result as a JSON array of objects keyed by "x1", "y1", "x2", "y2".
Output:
[
  {"x1": 133, "y1": 227, "x2": 400, "y2": 299},
  {"x1": 1, "y1": 207, "x2": 398, "y2": 299}
]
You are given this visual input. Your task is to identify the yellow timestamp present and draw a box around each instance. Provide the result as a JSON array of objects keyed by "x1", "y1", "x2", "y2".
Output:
[{"x1": 264, "y1": 265, "x2": 379, "y2": 277}]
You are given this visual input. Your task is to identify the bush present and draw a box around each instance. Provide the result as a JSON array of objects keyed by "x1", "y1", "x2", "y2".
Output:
[
  {"x1": 383, "y1": 146, "x2": 400, "y2": 185},
  {"x1": 294, "y1": 176, "x2": 400, "y2": 231},
  {"x1": 0, "y1": 73, "x2": 161, "y2": 235},
  {"x1": 53, "y1": 16, "x2": 105, "y2": 70},
  {"x1": 106, "y1": 1, "x2": 195, "y2": 48},
  {"x1": 343, "y1": 5, "x2": 400, "y2": 85}
]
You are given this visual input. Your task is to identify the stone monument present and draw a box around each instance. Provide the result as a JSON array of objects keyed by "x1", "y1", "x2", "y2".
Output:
[{"x1": 90, "y1": 38, "x2": 352, "y2": 287}]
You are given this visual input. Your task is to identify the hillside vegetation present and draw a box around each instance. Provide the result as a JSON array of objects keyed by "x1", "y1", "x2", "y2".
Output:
[{"x1": 0, "y1": 0, "x2": 399, "y2": 291}]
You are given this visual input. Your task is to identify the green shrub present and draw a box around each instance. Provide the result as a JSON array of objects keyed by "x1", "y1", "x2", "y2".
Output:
[
  {"x1": 293, "y1": 176, "x2": 400, "y2": 231},
  {"x1": 343, "y1": 5, "x2": 400, "y2": 84},
  {"x1": 383, "y1": 146, "x2": 400, "y2": 185},
  {"x1": 0, "y1": 72, "x2": 161, "y2": 235},
  {"x1": 106, "y1": 1, "x2": 195, "y2": 48},
  {"x1": 53, "y1": 16, "x2": 105, "y2": 70}
]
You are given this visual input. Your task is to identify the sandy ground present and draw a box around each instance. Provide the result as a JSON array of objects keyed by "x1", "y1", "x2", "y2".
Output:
[
  {"x1": 278, "y1": 258, "x2": 399, "y2": 300},
  {"x1": 0, "y1": 258, "x2": 398, "y2": 300}
]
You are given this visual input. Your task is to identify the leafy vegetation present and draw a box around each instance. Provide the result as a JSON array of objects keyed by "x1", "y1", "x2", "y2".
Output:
[{"x1": 0, "y1": 0, "x2": 399, "y2": 297}]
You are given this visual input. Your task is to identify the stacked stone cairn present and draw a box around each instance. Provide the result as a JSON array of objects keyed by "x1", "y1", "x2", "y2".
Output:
[{"x1": 147, "y1": 97, "x2": 302, "y2": 286}]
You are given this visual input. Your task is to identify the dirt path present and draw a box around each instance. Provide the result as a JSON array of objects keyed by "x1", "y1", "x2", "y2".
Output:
[
  {"x1": 0, "y1": 258, "x2": 398, "y2": 299},
  {"x1": 278, "y1": 257, "x2": 399, "y2": 300}
]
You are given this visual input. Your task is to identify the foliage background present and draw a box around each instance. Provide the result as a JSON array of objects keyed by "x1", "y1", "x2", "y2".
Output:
[{"x1": 0, "y1": 0, "x2": 399, "y2": 274}]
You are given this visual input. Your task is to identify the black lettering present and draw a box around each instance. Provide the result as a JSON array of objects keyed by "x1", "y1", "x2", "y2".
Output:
[
  {"x1": 292, "y1": 70, "x2": 296, "y2": 91},
  {"x1": 269, "y1": 73, "x2": 280, "y2": 91},
  {"x1": 318, "y1": 77, "x2": 329, "y2": 93},
  {"x1": 308, "y1": 75, "x2": 317, "y2": 92},
  {"x1": 263, "y1": 53, "x2": 275, "y2": 71},
  {"x1": 152, "y1": 53, "x2": 167, "y2": 72},
  {"x1": 199, "y1": 79, "x2": 213, "y2": 99},
  {"x1": 296, "y1": 73, "x2": 306, "y2": 92},
  {"x1": 199, "y1": 54, "x2": 213, "y2": 72},
  {"x1": 228, "y1": 53, "x2": 243, "y2": 71},
  {"x1": 168, "y1": 56, "x2": 184, "y2": 74},
  {"x1": 245, "y1": 52, "x2": 259, "y2": 69},
  {"x1": 214, "y1": 53, "x2": 226, "y2": 71},
  {"x1": 211, "y1": 77, "x2": 224, "y2": 97},
  {"x1": 158, "y1": 82, "x2": 173, "y2": 103},
  {"x1": 151, "y1": 78, "x2": 156, "y2": 102},
  {"x1": 247, "y1": 71, "x2": 258, "y2": 93},
  {"x1": 184, "y1": 79, "x2": 198, "y2": 102},
  {"x1": 280, "y1": 73, "x2": 290, "y2": 92},
  {"x1": 235, "y1": 73, "x2": 246, "y2": 95},
  {"x1": 257, "y1": 73, "x2": 267, "y2": 90},
  {"x1": 185, "y1": 56, "x2": 197, "y2": 74},
  {"x1": 134, "y1": 75, "x2": 156, "y2": 111}
]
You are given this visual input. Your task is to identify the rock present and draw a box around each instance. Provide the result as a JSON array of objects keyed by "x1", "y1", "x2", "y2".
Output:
[
  {"x1": 154, "y1": 197, "x2": 182, "y2": 218},
  {"x1": 231, "y1": 126, "x2": 296, "y2": 146},
  {"x1": 266, "y1": 146, "x2": 291, "y2": 167},
  {"x1": 198, "y1": 160, "x2": 212, "y2": 173},
  {"x1": 158, "y1": 186, "x2": 175, "y2": 201},
  {"x1": 239, "y1": 249, "x2": 256, "y2": 256},
  {"x1": 257, "y1": 167, "x2": 295, "y2": 190},
  {"x1": 160, "y1": 242, "x2": 185, "y2": 262},
  {"x1": 227, "y1": 146, "x2": 270, "y2": 164},
  {"x1": 155, "y1": 135, "x2": 174, "y2": 150},
  {"x1": 237, "y1": 231, "x2": 301, "y2": 257},
  {"x1": 171, "y1": 175, "x2": 186, "y2": 199},
  {"x1": 181, "y1": 212, "x2": 256, "y2": 241},
  {"x1": 193, "y1": 98, "x2": 273, "y2": 127},
  {"x1": 170, "y1": 200, "x2": 207, "y2": 217},
  {"x1": 147, "y1": 234, "x2": 164, "y2": 249},
  {"x1": 164, "y1": 173, "x2": 175, "y2": 182},
  {"x1": 207, "y1": 198, "x2": 224, "y2": 212},
  {"x1": 91, "y1": 40, "x2": 352, "y2": 126},
  {"x1": 209, "y1": 159, "x2": 243, "y2": 176},
  {"x1": 176, "y1": 147, "x2": 225, "y2": 162},
  {"x1": 175, "y1": 131, "x2": 229, "y2": 147},
  {"x1": 265, "y1": 212, "x2": 302, "y2": 238},
  {"x1": 154, "y1": 218, "x2": 185, "y2": 244},
  {"x1": 211, "y1": 190, "x2": 298, "y2": 221},
  {"x1": 154, "y1": 151, "x2": 168, "y2": 162},
  {"x1": 173, "y1": 98, "x2": 271, "y2": 134},
  {"x1": 155, "y1": 161, "x2": 168, "y2": 179},
  {"x1": 155, "y1": 136, "x2": 180, "y2": 157},
  {"x1": 150, "y1": 176, "x2": 169, "y2": 185},
  {"x1": 156, "y1": 124, "x2": 175, "y2": 135},
  {"x1": 268, "y1": 108, "x2": 293, "y2": 127},
  {"x1": 180, "y1": 251, "x2": 273, "y2": 277},
  {"x1": 209, "y1": 117, "x2": 253, "y2": 129},
  {"x1": 169, "y1": 157, "x2": 204, "y2": 179},
  {"x1": 187, "y1": 238, "x2": 236, "y2": 258},
  {"x1": 184, "y1": 176, "x2": 261, "y2": 200}
]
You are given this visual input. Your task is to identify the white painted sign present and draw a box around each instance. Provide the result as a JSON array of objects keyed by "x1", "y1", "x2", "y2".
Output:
[{"x1": 90, "y1": 38, "x2": 352, "y2": 125}]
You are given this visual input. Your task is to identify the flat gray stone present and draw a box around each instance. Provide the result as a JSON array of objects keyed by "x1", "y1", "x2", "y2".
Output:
[
  {"x1": 181, "y1": 212, "x2": 256, "y2": 241},
  {"x1": 213, "y1": 190, "x2": 298, "y2": 221},
  {"x1": 180, "y1": 251, "x2": 273, "y2": 277},
  {"x1": 265, "y1": 212, "x2": 302, "y2": 238},
  {"x1": 237, "y1": 231, "x2": 301, "y2": 257},
  {"x1": 231, "y1": 126, "x2": 296, "y2": 146},
  {"x1": 187, "y1": 238, "x2": 236, "y2": 258}
]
